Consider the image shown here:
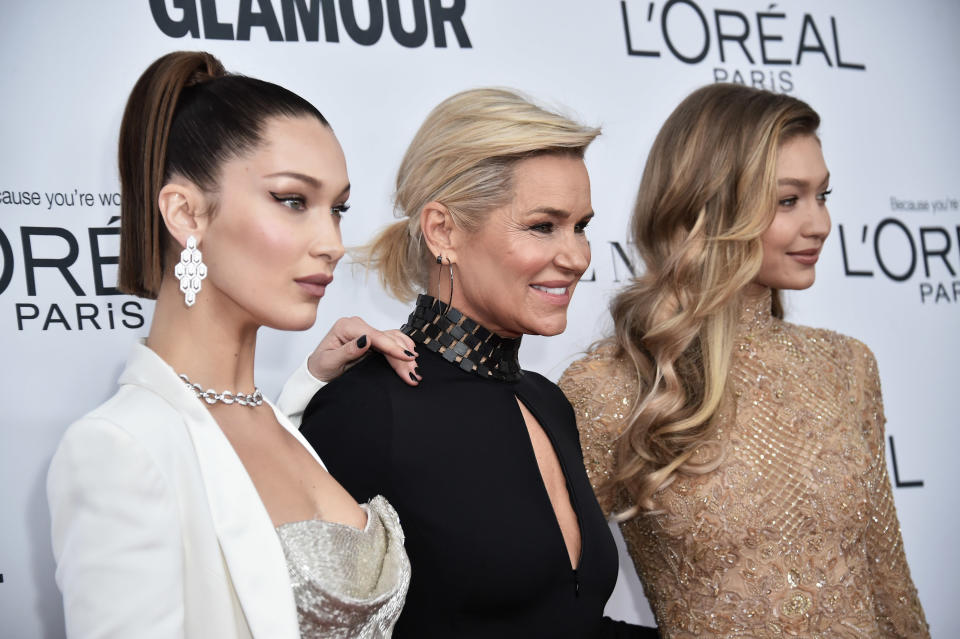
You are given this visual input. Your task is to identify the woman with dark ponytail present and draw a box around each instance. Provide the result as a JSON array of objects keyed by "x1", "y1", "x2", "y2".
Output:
[{"x1": 47, "y1": 51, "x2": 413, "y2": 638}]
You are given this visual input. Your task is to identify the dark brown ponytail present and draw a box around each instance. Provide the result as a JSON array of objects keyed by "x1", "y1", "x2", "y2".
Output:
[{"x1": 118, "y1": 52, "x2": 223, "y2": 297}]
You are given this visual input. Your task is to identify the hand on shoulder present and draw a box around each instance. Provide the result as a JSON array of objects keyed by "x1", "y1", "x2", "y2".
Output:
[{"x1": 307, "y1": 316, "x2": 421, "y2": 386}]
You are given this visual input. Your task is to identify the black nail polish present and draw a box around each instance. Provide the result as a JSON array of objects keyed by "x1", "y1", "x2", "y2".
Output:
[
  {"x1": 404, "y1": 349, "x2": 415, "y2": 357},
  {"x1": 409, "y1": 372, "x2": 418, "y2": 382},
  {"x1": 356, "y1": 335, "x2": 367, "y2": 349}
]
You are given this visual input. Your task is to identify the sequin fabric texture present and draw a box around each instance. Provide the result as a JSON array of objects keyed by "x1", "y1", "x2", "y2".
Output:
[
  {"x1": 276, "y1": 495, "x2": 410, "y2": 638},
  {"x1": 559, "y1": 291, "x2": 929, "y2": 638}
]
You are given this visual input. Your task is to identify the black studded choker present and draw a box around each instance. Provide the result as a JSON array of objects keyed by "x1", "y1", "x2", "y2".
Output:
[{"x1": 401, "y1": 294, "x2": 524, "y2": 382}]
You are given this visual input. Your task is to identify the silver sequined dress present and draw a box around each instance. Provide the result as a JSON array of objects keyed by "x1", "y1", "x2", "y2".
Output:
[{"x1": 275, "y1": 495, "x2": 410, "y2": 638}]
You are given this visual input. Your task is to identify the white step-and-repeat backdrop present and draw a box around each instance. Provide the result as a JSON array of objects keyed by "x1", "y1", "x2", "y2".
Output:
[{"x1": 2, "y1": 1, "x2": 957, "y2": 636}]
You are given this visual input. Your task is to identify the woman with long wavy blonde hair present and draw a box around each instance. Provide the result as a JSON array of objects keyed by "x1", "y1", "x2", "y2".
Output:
[{"x1": 560, "y1": 84, "x2": 928, "y2": 637}]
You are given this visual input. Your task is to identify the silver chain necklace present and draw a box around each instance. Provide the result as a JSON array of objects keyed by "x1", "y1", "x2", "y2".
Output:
[{"x1": 178, "y1": 373, "x2": 263, "y2": 407}]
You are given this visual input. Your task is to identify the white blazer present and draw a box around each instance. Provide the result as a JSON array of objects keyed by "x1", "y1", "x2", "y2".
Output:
[{"x1": 47, "y1": 342, "x2": 324, "y2": 639}]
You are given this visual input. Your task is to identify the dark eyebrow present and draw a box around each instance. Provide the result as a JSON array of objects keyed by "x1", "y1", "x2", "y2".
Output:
[
  {"x1": 264, "y1": 171, "x2": 320, "y2": 187},
  {"x1": 265, "y1": 172, "x2": 351, "y2": 198}
]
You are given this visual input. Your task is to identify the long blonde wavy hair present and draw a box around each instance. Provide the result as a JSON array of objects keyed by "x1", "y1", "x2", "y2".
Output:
[
  {"x1": 606, "y1": 84, "x2": 820, "y2": 517},
  {"x1": 362, "y1": 87, "x2": 600, "y2": 301}
]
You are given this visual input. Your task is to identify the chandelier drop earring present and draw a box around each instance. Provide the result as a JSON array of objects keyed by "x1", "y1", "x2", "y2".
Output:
[{"x1": 174, "y1": 235, "x2": 207, "y2": 307}]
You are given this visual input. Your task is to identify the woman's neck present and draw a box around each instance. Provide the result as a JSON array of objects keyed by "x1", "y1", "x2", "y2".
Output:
[
  {"x1": 426, "y1": 273, "x2": 519, "y2": 339},
  {"x1": 146, "y1": 276, "x2": 259, "y2": 391},
  {"x1": 742, "y1": 282, "x2": 771, "y2": 301},
  {"x1": 737, "y1": 284, "x2": 775, "y2": 335}
]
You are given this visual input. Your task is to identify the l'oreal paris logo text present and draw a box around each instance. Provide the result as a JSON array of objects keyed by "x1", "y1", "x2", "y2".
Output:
[
  {"x1": 0, "y1": 222, "x2": 146, "y2": 331},
  {"x1": 620, "y1": 1, "x2": 865, "y2": 93},
  {"x1": 150, "y1": 0, "x2": 471, "y2": 48}
]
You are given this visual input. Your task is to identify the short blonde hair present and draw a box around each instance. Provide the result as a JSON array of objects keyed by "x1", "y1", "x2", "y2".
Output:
[{"x1": 364, "y1": 88, "x2": 600, "y2": 301}]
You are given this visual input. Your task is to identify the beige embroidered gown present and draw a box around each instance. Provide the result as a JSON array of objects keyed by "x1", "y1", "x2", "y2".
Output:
[{"x1": 559, "y1": 291, "x2": 929, "y2": 638}]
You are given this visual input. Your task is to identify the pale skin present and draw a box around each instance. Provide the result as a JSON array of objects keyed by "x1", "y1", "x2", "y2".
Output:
[
  {"x1": 421, "y1": 153, "x2": 593, "y2": 568},
  {"x1": 150, "y1": 115, "x2": 418, "y2": 528},
  {"x1": 751, "y1": 134, "x2": 832, "y2": 293}
]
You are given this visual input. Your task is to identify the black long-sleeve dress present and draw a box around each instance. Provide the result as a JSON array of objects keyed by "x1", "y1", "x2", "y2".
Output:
[{"x1": 300, "y1": 295, "x2": 656, "y2": 638}]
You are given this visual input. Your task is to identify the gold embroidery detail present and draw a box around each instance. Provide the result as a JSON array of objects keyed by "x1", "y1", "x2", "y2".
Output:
[
  {"x1": 779, "y1": 589, "x2": 812, "y2": 618},
  {"x1": 559, "y1": 291, "x2": 929, "y2": 639}
]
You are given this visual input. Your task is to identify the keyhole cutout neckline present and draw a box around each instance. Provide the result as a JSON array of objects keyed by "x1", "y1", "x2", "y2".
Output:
[{"x1": 515, "y1": 395, "x2": 583, "y2": 571}]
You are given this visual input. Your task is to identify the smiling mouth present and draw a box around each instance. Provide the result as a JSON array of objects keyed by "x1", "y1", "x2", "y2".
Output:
[{"x1": 531, "y1": 284, "x2": 567, "y2": 295}]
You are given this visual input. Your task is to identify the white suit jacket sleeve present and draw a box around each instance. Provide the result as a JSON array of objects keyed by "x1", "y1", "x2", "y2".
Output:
[
  {"x1": 276, "y1": 357, "x2": 325, "y2": 428},
  {"x1": 48, "y1": 417, "x2": 185, "y2": 639}
]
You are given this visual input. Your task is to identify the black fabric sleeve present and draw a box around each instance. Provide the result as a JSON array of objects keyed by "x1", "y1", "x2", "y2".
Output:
[
  {"x1": 299, "y1": 357, "x2": 394, "y2": 504},
  {"x1": 598, "y1": 616, "x2": 660, "y2": 638}
]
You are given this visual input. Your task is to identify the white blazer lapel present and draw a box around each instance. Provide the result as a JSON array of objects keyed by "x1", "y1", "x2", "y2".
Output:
[{"x1": 119, "y1": 343, "x2": 301, "y2": 639}]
